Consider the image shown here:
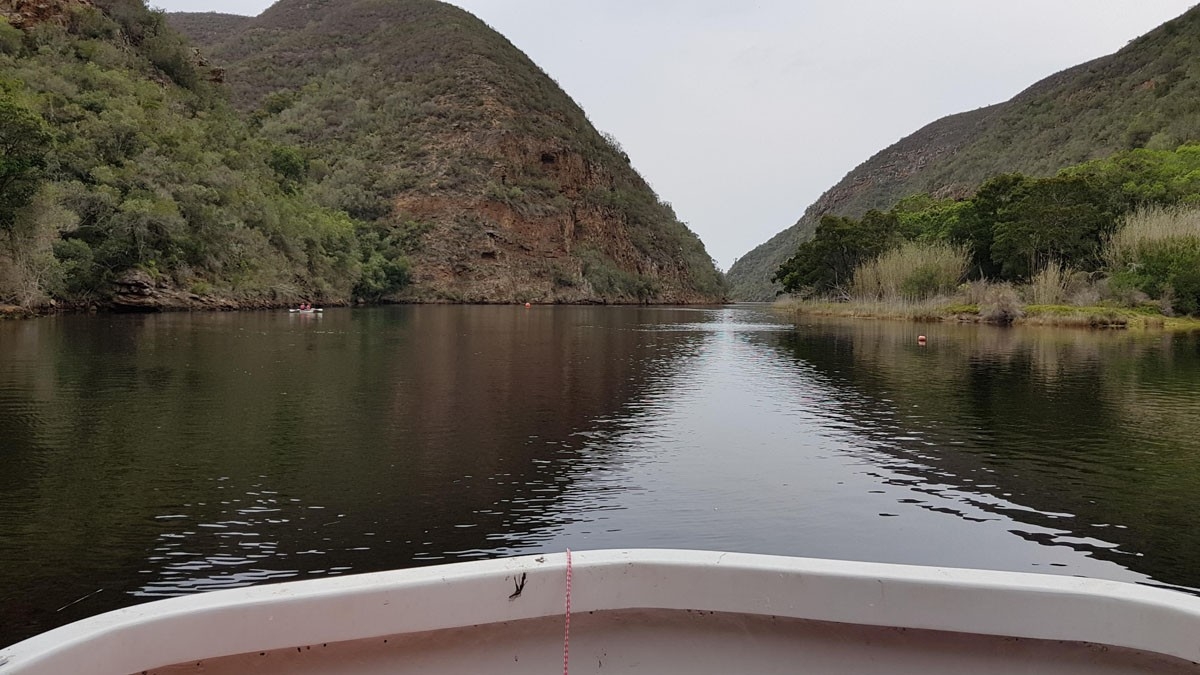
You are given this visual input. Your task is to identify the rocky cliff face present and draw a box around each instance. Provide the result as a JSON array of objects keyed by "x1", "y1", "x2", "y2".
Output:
[
  {"x1": 170, "y1": 0, "x2": 725, "y2": 304},
  {"x1": 729, "y1": 6, "x2": 1200, "y2": 300},
  {"x1": 0, "y1": 0, "x2": 91, "y2": 27},
  {"x1": 392, "y1": 135, "x2": 716, "y2": 303}
]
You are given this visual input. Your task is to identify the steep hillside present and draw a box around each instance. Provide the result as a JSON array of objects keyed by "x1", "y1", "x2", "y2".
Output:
[
  {"x1": 165, "y1": 11, "x2": 248, "y2": 47},
  {"x1": 0, "y1": 0, "x2": 386, "y2": 313},
  {"x1": 170, "y1": 0, "x2": 725, "y2": 303},
  {"x1": 730, "y1": 6, "x2": 1200, "y2": 300}
]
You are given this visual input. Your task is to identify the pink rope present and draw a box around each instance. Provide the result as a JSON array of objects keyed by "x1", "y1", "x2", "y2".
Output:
[{"x1": 563, "y1": 548, "x2": 572, "y2": 675}]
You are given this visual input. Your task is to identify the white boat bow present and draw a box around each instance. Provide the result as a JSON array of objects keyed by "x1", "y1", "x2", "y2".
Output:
[{"x1": 2, "y1": 549, "x2": 1198, "y2": 673}]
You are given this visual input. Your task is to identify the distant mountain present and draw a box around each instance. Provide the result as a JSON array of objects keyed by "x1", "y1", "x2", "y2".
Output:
[
  {"x1": 169, "y1": 0, "x2": 725, "y2": 303},
  {"x1": 163, "y1": 11, "x2": 248, "y2": 47},
  {"x1": 729, "y1": 6, "x2": 1200, "y2": 300}
]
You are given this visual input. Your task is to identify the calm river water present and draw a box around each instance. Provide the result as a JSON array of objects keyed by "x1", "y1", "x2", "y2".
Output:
[{"x1": 2, "y1": 305, "x2": 1200, "y2": 645}]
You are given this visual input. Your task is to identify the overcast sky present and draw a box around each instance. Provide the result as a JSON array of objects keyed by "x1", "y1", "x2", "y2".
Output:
[{"x1": 152, "y1": 1, "x2": 1196, "y2": 270}]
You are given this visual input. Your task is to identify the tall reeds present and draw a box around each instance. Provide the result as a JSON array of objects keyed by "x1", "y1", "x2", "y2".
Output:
[
  {"x1": 1099, "y1": 205, "x2": 1200, "y2": 267},
  {"x1": 1026, "y1": 262, "x2": 1073, "y2": 305},
  {"x1": 1104, "y1": 206, "x2": 1200, "y2": 314},
  {"x1": 851, "y1": 241, "x2": 968, "y2": 301},
  {"x1": 1105, "y1": 206, "x2": 1200, "y2": 270}
]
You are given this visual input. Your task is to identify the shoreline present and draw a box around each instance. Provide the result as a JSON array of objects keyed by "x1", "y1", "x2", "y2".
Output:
[
  {"x1": 0, "y1": 297, "x2": 728, "y2": 321},
  {"x1": 774, "y1": 299, "x2": 1200, "y2": 331}
]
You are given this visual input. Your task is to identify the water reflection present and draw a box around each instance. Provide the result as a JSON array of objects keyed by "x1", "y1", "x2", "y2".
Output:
[
  {"x1": 756, "y1": 319, "x2": 1200, "y2": 590},
  {"x1": 510, "y1": 312, "x2": 1176, "y2": 591},
  {"x1": 0, "y1": 307, "x2": 702, "y2": 643},
  {"x1": 3, "y1": 306, "x2": 1200, "y2": 647}
]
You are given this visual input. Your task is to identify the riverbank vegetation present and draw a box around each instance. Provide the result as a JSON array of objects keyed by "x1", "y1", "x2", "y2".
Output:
[
  {"x1": 0, "y1": 2, "x2": 416, "y2": 311},
  {"x1": 774, "y1": 145, "x2": 1200, "y2": 329}
]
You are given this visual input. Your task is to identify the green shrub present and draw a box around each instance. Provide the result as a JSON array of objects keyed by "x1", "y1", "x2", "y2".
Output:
[
  {"x1": 777, "y1": 211, "x2": 902, "y2": 296},
  {"x1": 581, "y1": 249, "x2": 658, "y2": 301},
  {"x1": 1168, "y1": 265, "x2": 1200, "y2": 315},
  {"x1": 52, "y1": 238, "x2": 98, "y2": 295},
  {"x1": 0, "y1": 95, "x2": 52, "y2": 233},
  {"x1": 0, "y1": 18, "x2": 24, "y2": 55},
  {"x1": 267, "y1": 145, "x2": 307, "y2": 193},
  {"x1": 354, "y1": 253, "x2": 409, "y2": 301}
]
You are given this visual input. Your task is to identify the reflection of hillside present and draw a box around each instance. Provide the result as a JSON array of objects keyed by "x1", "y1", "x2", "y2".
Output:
[
  {"x1": 331, "y1": 306, "x2": 696, "y2": 558},
  {"x1": 0, "y1": 307, "x2": 694, "y2": 646},
  {"x1": 760, "y1": 319, "x2": 1200, "y2": 592}
]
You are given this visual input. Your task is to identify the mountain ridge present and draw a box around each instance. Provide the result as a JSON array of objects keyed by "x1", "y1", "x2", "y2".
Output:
[
  {"x1": 164, "y1": 11, "x2": 248, "y2": 47},
  {"x1": 168, "y1": 0, "x2": 725, "y2": 304},
  {"x1": 729, "y1": 7, "x2": 1200, "y2": 300},
  {"x1": 0, "y1": 0, "x2": 724, "y2": 315}
]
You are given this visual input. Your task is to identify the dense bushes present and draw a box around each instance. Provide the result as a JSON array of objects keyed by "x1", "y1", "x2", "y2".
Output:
[
  {"x1": 0, "y1": 5, "x2": 412, "y2": 307},
  {"x1": 772, "y1": 211, "x2": 901, "y2": 296},
  {"x1": 0, "y1": 93, "x2": 52, "y2": 237},
  {"x1": 775, "y1": 144, "x2": 1200, "y2": 315},
  {"x1": 975, "y1": 175, "x2": 1116, "y2": 279}
]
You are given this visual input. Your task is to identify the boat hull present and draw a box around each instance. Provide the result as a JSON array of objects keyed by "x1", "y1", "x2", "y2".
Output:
[{"x1": 2, "y1": 550, "x2": 1199, "y2": 673}]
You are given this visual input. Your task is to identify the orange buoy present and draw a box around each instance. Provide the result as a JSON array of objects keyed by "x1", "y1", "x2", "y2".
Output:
[
  {"x1": 917, "y1": 334, "x2": 927, "y2": 344},
  {"x1": 524, "y1": 302, "x2": 531, "y2": 308}
]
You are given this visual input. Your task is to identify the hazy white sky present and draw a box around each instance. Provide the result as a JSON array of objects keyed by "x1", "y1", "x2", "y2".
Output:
[{"x1": 153, "y1": 1, "x2": 1196, "y2": 269}]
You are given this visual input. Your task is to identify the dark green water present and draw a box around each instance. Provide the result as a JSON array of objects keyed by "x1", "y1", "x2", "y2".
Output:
[{"x1": 2, "y1": 305, "x2": 1200, "y2": 646}]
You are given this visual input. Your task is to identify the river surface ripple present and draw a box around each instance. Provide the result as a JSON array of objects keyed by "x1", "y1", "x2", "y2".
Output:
[{"x1": 2, "y1": 305, "x2": 1199, "y2": 645}]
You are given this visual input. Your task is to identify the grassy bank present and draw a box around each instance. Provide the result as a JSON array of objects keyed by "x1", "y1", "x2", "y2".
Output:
[
  {"x1": 777, "y1": 297, "x2": 1200, "y2": 330},
  {"x1": 775, "y1": 206, "x2": 1200, "y2": 331}
]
